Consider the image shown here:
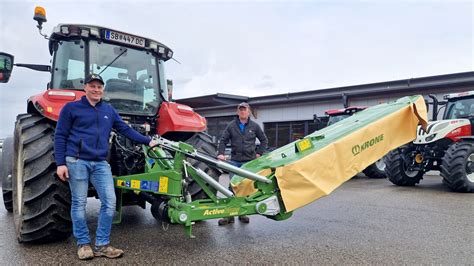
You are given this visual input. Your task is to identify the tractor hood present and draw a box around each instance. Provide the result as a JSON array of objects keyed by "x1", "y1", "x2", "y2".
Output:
[{"x1": 413, "y1": 119, "x2": 471, "y2": 144}]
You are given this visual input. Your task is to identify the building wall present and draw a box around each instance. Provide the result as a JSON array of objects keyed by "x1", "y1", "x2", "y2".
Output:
[{"x1": 197, "y1": 84, "x2": 474, "y2": 147}]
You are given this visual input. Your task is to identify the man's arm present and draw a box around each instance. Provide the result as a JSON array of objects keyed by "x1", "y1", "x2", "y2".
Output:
[
  {"x1": 255, "y1": 124, "x2": 268, "y2": 156},
  {"x1": 54, "y1": 105, "x2": 73, "y2": 181},
  {"x1": 217, "y1": 124, "x2": 231, "y2": 159}
]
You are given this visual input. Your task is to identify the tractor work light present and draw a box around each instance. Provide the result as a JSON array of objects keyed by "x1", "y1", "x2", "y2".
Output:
[
  {"x1": 81, "y1": 29, "x2": 90, "y2": 38},
  {"x1": 90, "y1": 27, "x2": 100, "y2": 38},
  {"x1": 60, "y1": 26, "x2": 69, "y2": 35},
  {"x1": 149, "y1": 42, "x2": 158, "y2": 50}
]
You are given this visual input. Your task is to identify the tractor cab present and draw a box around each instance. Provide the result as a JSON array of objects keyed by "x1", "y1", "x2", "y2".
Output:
[
  {"x1": 443, "y1": 91, "x2": 474, "y2": 120},
  {"x1": 325, "y1": 106, "x2": 367, "y2": 126},
  {"x1": 47, "y1": 23, "x2": 173, "y2": 116}
]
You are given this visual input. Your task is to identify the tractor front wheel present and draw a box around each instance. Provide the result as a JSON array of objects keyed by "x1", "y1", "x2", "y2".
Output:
[
  {"x1": 384, "y1": 144, "x2": 424, "y2": 186},
  {"x1": 12, "y1": 114, "x2": 72, "y2": 243},
  {"x1": 440, "y1": 142, "x2": 474, "y2": 193},
  {"x1": 362, "y1": 158, "x2": 386, "y2": 179},
  {"x1": 184, "y1": 132, "x2": 222, "y2": 200},
  {"x1": 1, "y1": 136, "x2": 14, "y2": 212}
]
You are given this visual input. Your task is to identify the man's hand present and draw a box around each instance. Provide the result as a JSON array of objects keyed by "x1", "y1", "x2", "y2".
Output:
[
  {"x1": 56, "y1": 165, "x2": 69, "y2": 181},
  {"x1": 217, "y1": 154, "x2": 226, "y2": 161},
  {"x1": 149, "y1": 139, "x2": 158, "y2": 147},
  {"x1": 256, "y1": 154, "x2": 261, "y2": 158}
]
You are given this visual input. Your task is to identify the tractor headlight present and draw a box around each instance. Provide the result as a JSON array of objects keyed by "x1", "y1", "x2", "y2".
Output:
[{"x1": 425, "y1": 133, "x2": 437, "y2": 142}]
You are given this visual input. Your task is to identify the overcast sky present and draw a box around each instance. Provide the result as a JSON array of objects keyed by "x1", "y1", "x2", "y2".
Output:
[{"x1": 0, "y1": 0, "x2": 472, "y2": 138}]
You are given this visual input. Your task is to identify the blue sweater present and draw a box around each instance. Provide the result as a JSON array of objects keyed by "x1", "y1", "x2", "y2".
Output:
[{"x1": 54, "y1": 96, "x2": 150, "y2": 166}]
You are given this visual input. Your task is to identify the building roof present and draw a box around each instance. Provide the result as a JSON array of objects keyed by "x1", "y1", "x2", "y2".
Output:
[{"x1": 176, "y1": 71, "x2": 474, "y2": 111}]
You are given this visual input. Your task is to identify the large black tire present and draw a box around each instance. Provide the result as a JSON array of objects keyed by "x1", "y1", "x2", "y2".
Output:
[
  {"x1": 362, "y1": 158, "x2": 386, "y2": 179},
  {"x1": 12, "y1": 114, "x2": 71, "y2": 243},
  {"x1": 185, "y1": 132, "x2": 222, "y2": 200},
  {"x1": 440, "y1": 142, "x2": 474, "y2": 193},
  {"x1": 384, "y1": 144, "x2": 424, "y2": 186},
  {"x1": 1, "y1": 136, "x2": 14, "y2": 212}
]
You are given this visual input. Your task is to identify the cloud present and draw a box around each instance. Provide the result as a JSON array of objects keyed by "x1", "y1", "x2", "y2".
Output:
[{"x1": 0, "y1": 1, "x2": 472, "y2": 138}]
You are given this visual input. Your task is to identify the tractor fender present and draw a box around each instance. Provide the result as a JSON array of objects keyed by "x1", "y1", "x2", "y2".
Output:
[
  {"x1": 27, "y1": 90, "x2": 85, "y2": 121},
  {"x1": 456, "y1": 136, "x2": 474, "y2": 141},
  {"x1": 157, "y1": 102, "x2": 207, "y2": 136}
]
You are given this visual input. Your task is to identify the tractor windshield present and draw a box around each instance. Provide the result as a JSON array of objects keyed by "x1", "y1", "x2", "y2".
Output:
[
  {"x1": 444, "y1": 97, "x2": 474, "y2": 119},
  {"x1": 90, "y1": 40, "x2": 167, "y2": 115},
  {"x1": 52, "y1": 39, "x2": 168, "y2": 116},
  {"x1": 327, "y1": 114, "x2": 351, "y2": 126}
]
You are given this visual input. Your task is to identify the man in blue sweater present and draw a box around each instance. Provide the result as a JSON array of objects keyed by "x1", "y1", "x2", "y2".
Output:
[{"x1": 55, "y1": 74, "x2": 156, "y2": 260}]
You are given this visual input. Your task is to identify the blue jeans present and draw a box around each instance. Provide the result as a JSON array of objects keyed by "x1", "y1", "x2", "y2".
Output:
[{"x1": 66, "y1": 156, "x2": 116, "y2": 246}]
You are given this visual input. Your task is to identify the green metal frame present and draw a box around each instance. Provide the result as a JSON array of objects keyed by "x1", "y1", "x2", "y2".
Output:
[{"x1": 113, "y1": 143, "x2": 292, "y2": 237}]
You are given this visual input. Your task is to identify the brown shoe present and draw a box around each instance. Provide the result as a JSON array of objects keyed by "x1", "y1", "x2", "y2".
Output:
[
  {"x1": 77, "y1": 244, "x2": 94, "y2": 260},
  {"x1": 218, "y1": 217, "x2": 235, "y2": 226},
  {"x1": 238, "y1": 215, "x2": 250, "y2": 223},
  {"x1": 93, "y1": 245, "x2": 124, "y2": 258}
]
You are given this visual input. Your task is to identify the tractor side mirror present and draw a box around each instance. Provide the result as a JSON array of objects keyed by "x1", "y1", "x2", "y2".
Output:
[
  {"x1": 167, "y1": 79, "x2": 173, "y2": 101},
  {"x1": 0, "y1": 52, "x2": 14, "y2": 83}
]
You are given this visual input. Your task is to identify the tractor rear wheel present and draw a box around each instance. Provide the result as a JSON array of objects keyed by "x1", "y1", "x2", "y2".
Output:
[
  {"x1": 1, "y1": 136, "x2": 14, "y2": 212},
  {"x1": 12, "y1": 114, "x2": 71, "y2": 243},
  {"x1": 384, "y1": 144, "x2": 424, "y2": 186},
  {"x1": 185, "y1": 132, "x2": 222, "y2": 200},
  {"x1": 362, "y1": 158, "x2": 386, "y2": 179},
  {"x1": 440, "y1": 142, "x2": 474, "y2": 193}
]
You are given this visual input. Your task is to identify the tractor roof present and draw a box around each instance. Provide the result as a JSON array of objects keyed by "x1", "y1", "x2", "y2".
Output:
[
  {"x1": 325, "y1": 106, "x2": 367, "y2": 116},
  {"x1": 444, "y1": 90, "x2": 474, "y2": 100},
  {"x1": 48, "y1": 24, "x2": 173, "y2": 61}
]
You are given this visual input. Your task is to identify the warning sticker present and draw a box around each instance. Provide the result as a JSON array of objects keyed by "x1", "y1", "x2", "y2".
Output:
[
  {"x1": 117, "y1": 180, "x2": 125, "y2": 187},
  {"x1": 159, "y1": 176, "x2": 168, "y2": 193},
  {"x1": 131, "y1": 180, "x2": 141, "y2": 189},
  {"x1": 151, "y1": 181, "x2": 159, "y2": 192},
  {"x1": 141, "y1": 180, "x2": 151, "y2": 190}
]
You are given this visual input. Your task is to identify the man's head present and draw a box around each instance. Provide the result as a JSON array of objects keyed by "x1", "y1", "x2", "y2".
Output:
[
  {"x1": 237, "y1": 102, "x2": 251, "y2": 121},
  {"x1": 84, "y1": 74, "x2": 105, "y2": 104}
]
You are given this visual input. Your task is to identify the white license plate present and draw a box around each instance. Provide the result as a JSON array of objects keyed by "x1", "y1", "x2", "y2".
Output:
[{"x1": 104, "y1": 30, "x2": 145, "y2": 48}]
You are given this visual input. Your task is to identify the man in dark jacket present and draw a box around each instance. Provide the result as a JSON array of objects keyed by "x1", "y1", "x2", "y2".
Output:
[
  {"x1": 217, "y1": 102, "x2": 268, "y2": 225},
  {"x1": 55, "y1": 74, "x2": 156, "y2": 260}
]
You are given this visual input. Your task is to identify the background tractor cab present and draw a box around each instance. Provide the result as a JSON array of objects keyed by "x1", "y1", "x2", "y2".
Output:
[
  {"x1": 384, "y1": 91, "x2": 474, "y2": 192},
  {"x1": 0, "y1": 6, "x2": 220, "y2": 243},
  {"x1": 325, "y1": 106, "x2": 367, "y2": 126}
]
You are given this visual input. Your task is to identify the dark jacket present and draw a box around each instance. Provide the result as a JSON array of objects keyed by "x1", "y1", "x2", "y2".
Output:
[
  {"x1": 217, "y1": 117, "x2": 268, "y2": 162},
  {"x1": 54, "y1": 96, "x2": 150, "y2": 166}
]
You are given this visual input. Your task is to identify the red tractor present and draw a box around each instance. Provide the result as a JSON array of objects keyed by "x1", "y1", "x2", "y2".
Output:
[
  {"x1": 0, "y1": 7, "x2": 220, "y2": 242},
  {"x1": 384, "y1": 92, "x2": 474, "y2": 192},
  {"x1": 325, "y1": 106, "x2": 386, "y2": 179}
]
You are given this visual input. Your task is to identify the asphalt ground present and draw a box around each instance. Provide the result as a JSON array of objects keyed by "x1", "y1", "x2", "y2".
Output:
[{"x1": 0, "y1": 173, "x2": 472, "y2": 264}]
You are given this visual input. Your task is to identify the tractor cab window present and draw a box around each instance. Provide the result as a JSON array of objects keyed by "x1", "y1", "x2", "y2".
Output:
[
  {"x1": 444, "y1": 97, "x2": 474, "y2": 119},
  {"x1": 327, "y1": 114, "x2": 351, "y2": 126},
  {"x1": 52, "y1": 40, "x2": 85, "y2": 89},
  {"x1": 89, "y1": 40, "x2": 161, "y2": 115}
]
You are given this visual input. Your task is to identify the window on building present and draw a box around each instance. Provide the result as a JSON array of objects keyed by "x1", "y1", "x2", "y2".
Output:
[
  {"x1": 205, "y1": 116, "x2": 235, "y2": 142},
  {"x1": 264, "y1": 119, "x2": 327, "y2": 149}
]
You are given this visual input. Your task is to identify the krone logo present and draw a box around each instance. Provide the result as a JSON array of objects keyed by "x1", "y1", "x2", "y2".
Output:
[{"x1": 352, "y1": 134, "x2": 384, "y2": 156}]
